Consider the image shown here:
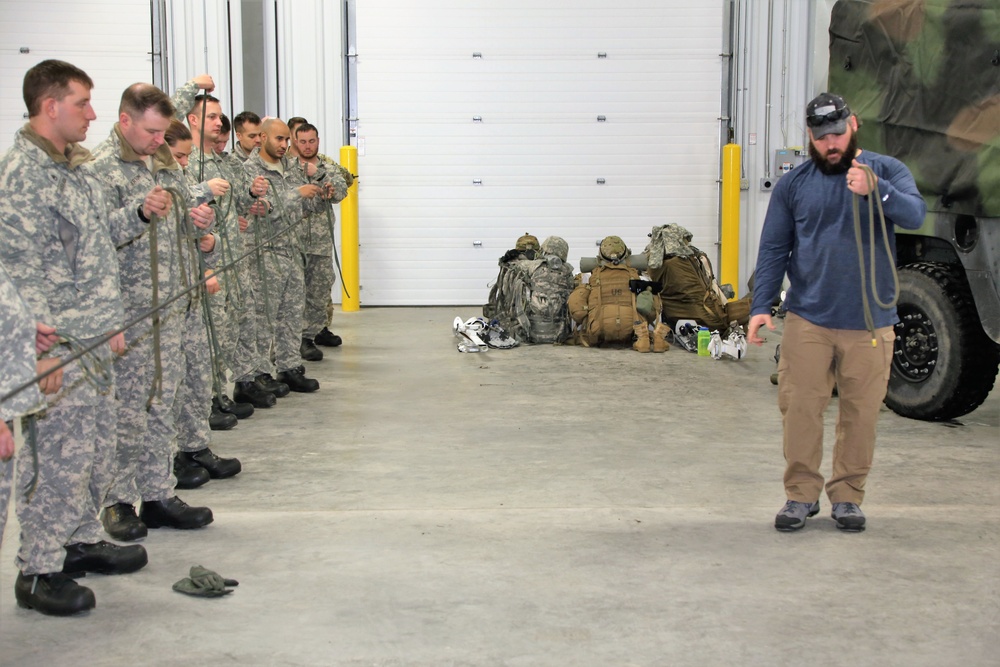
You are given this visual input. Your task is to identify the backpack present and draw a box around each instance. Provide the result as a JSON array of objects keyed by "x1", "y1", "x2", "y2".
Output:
[
  {"x1": 645, "y1": 224, "x2": 751, "y2": 331},
  {"x1": 569, "y1": 263, "x2": 644, "y2": 346},
  {"x1": 484, "y1": 253, "x2": 575, "y2": 344}
]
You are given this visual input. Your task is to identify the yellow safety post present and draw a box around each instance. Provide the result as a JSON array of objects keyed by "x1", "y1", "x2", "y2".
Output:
[
  {"x1": 720, "y1": 143, "x2": 741, "y2": 298},
  {"x1": 339, "y1": 145, "x2": 360, "y2": 311}
]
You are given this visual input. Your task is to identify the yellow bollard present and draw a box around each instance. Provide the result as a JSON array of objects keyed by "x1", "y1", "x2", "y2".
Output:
[
  {"x1": 339, "y1": 145, "x2": 360, "y2": 311},
  {"x1": 720, "y1": 143, "x2": 741, "y2": 298}
]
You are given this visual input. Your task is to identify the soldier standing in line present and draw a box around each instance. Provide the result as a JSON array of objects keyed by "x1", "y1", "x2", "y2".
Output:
[
  {"x1": 215, "y1": 113, "x2": 232, "y2": 157},
  {"x1": 231, "y1": 111, "x2": 263, "y2": 163},
  {"x1": 0, "y1": 60, "x2": 147, "y2": 616},
  {"x1": 243, "y1": 118, "x2": 340, "y2": 392},
  {"x1": 0, "y1": 263, "x2": 54, "y2": 547},
  {"x1": 91, "y1": 82, "x2": 215, "y2": 541},
  {"x1": 293, "y1": 122, "x2": 351, "y2": 361}
]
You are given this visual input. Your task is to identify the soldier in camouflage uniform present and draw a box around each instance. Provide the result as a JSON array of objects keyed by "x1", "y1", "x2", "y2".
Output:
[
  {"x1": 164, "y1": 85, "x2": 244, "y2": 483},
  {"x1": 231, "y1": 111, "x2": 263, "y2": 164},
  {"x1": 177, "y1": 89, "x2": 277, "y2": 415},
  {"x1": 292, "y1": 122, "x2": 351, "y2": 361},
  {"x1": 91, "y1": 82, "x2": 214, "y2": 542},
  {"x1": 243, "y1": 118, "x2": 342, "y2": 392},
  {"x1": 0, "y1": 261, "x2": 46, "y2": 550},
  {"x1": 0, "y1": 60, "x2": 147, "y2": 616}
]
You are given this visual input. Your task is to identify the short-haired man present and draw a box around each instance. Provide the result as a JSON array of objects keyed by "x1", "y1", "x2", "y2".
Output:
[
  {"x1": 294, "y1": 122, "x2": 351, "y2": 360},
  {"x1": 285, "y1": 116, "x2": 308, "y2": 159},
  {"x1": 91, "y1": 81, "x2": 216, "y2": 541},
  {"x1": 749, "y1": 93, "x2": 926, "y2": 532},
  {"x1": 231, "y1": 111, "x2": 263, "y2": 163},
  {"x1": 243, "y1": 118, "x2": 342, "y2": 392},
  {"x1": 215, "y1": 112, "x2": 231, "y2": 156},
  {"x1": 0, "y1": 60, "x2": 146, "y2": 616}
]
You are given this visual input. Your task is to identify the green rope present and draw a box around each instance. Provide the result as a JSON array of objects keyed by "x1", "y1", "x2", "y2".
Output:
[{"x1": 851, "y1": 164, "x2": 900, "y2": 346}]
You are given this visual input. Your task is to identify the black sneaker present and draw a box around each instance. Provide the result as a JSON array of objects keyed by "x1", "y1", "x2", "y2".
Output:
[
  {"x1": 314, "y1": 327, "x2": 342, "y2": 347},
  {"x1": 774, "y1": 499, "x2": 820, "y2": 532},
  {"x1": 15, "y1": 572, "x2": 95, "y2": 616},
  {"x1": 101, "y1": 503, "x2": 147, "y2": 542},
  {"x1": 831, "y1": 502, "x2": 866, "y2": 532},
  {"x1": 256, "y1": 373, "x2": 290, "y2": 398},
  {"x1": 300, "y1": 337, "x2": 323, "y2": 361},
  {"x1": 233, "y1": 380, "x2": 276, "y2": 409}
]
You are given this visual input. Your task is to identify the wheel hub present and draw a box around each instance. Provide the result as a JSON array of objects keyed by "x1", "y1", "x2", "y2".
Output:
[{"x1": 893, "y1": 305, "x2": 938, "y2": 383}]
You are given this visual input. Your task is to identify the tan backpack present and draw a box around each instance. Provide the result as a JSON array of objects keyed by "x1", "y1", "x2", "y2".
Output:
[{"x1": 570, "y1": 264, "x2": 644, "y2": 346}]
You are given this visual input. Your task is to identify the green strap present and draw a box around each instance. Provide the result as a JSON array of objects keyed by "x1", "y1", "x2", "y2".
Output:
[{"x1": 851, "y1": 164, "x2": 900, "y2": 345}]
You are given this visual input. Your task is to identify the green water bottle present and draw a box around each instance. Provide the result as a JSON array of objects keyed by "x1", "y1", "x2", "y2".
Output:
[{"x1": 697, "y1": 326, "x2": 711, "y2": 356}]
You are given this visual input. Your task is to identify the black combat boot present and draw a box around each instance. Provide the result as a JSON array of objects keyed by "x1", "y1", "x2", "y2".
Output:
[
  {"x1": 173, "y1": 453, "x2": 211, "y2": 489},
  {"x1": 217, "y1": 393, "x2": 254, "y2": 419},
  {"x1": 233, "y1": 380, "x2": 276, "y2": 408},
  {"x1": 300, "y1": 336, "x2": 323, "y2": 361},
  {"x1": 314, "y1": 327, "x2": 343, "y2": 347},
  {"x1": 179, "y1": 448, "x2": 242, "y2": 479},
  {"x1": 140, "y1": 496, "x2": 213, "y2": 530},
  {"x1": 101, "y1": 503, "x2": 147, "y2": 542},
  {"x1": 255, "y1": 373, "x2": 290, "y2": 398},
  {"x1": 15, "y1": 572, "x2": 95, "y2": 616},
  {"x1": 62, "y1": 541, "x2": 148, "y2": 578},
  {"x1": 277, "y1": 366, "x2": 320, "y2": 393},
  {"x1": 209, "y1": 401, "x2": 238, "y2": 431}
]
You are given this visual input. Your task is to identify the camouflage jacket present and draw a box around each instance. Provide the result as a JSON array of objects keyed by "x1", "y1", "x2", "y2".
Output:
[
  {"x1": 90, "y1": 125, "x2": 209, "y2": 313},
  {"x1": 296, "y1": 154, "x2": 349, "y2": 256},
  {"x1": 0, "y1": 126, "x2": 123, "y2": 340},
  {"x1": 644, "y1": 223, "x2": 698, "y2": 269},
  {"x1": 0, "y1": 259, "x2": 43, "y2": 420},
  {"x1": 242, "y1": 148, "x2": 332, "y2": 256}
]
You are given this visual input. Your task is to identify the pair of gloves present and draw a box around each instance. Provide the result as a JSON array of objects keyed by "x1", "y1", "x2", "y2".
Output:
[{"x1": 172, "y1": 565, "x2": 239, "y2": 597}]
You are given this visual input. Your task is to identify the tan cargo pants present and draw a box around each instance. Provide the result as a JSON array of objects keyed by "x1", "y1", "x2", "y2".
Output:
[{"x1": 777, "y1": 313, "x2": 895, "y2": 505}]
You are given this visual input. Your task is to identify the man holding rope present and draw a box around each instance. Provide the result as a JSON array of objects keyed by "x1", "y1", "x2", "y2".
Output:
[
  {"x1": 0, "y1": 60, "x2": 147, "y2": 616},
  {"x1": 748, "y1": 93, "x2": 926, "y2": 533}
]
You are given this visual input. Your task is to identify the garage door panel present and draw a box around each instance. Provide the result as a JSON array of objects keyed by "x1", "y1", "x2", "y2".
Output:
[{"x1": 355, "y1": 2, "x2": 722, "y2": 305}]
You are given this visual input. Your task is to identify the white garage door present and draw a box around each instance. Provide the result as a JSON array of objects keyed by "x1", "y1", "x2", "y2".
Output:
[
  {"x1": 354, "y1": 1, "x2": 724, "y2": 305},
  {"x1": 0, "y1": 0, "x2": 152, "y2": 154}
]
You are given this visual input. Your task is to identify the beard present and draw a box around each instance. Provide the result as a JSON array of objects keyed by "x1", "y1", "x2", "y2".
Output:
[{"x1": 809, "y1": 130, "x2": 858, "y2": 175}]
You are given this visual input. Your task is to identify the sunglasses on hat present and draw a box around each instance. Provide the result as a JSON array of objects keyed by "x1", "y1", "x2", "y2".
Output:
[{"x1": 807, "y1": 105, "x2": 850, "y2": 127}]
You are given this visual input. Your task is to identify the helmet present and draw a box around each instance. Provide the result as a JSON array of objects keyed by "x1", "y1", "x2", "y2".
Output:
[
  {"x1": 599, "y1": 235, "x2": 630, "y2": 264},
  {"x1": 540, "y1": 236, "x2": 569, "y2": 262},
  {"x1": 515, "y1": 233, "x2": 540, "y2": 252}
]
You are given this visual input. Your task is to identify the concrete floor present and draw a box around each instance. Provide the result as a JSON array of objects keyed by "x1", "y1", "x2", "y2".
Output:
[{"x1": 0, "y1": 307, "x2": 997, "y2": 666}]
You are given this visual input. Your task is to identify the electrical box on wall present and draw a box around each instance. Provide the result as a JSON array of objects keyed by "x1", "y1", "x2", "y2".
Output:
[{"x1": 760, "y1": 148, "x2": 808, "y2": 191}]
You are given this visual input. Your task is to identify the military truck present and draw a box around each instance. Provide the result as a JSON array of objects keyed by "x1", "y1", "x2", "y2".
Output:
[{"x1": 827, "y1": 0, "x2": 1000, "y2": 420}]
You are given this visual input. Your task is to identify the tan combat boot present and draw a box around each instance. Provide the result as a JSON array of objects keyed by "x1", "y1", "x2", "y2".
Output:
[
  {"x1": 652, "y1": 322, "x2": 672, "y2": 353},
  {"x1": 632, "y1": 322, "x2": 651, "y2": 352}
]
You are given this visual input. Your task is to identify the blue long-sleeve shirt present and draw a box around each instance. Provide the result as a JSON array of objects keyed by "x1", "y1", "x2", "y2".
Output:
[{"x1": 750, "y1": 150, "x2": 926, "y2": 330}]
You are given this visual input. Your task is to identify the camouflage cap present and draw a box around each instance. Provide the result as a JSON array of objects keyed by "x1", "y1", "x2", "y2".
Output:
[
  {"x1": 540, "y1": 236, "x2": 569, "y2": 262},
  {"x1": 599, "y1": 235, "x2": 630, "y2": 263},
  {"x1": 515, "y1": 233, "x2": 540, "y2": 251}
]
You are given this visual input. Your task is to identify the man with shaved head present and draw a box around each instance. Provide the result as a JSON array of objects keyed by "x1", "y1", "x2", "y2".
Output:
[{"x1": 242, "y1": 118, "x2": 340, "y2": 393}]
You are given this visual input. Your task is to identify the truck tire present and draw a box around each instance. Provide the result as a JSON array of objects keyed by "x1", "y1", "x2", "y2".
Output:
[{"x1": 885, "y1": 262, "x2": 1000, "y2": 421}]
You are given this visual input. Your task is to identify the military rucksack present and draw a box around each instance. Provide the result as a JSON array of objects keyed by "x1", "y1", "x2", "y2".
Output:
[
  {"x1": 569, "y1": 263, "x2": 644, "y2": 346},
  {"x1": 484, "y1": 236, "x2": 575, "y2": 344},
  {"x1": 645, "y1": 223, "x2": 751, "y2": 331}
]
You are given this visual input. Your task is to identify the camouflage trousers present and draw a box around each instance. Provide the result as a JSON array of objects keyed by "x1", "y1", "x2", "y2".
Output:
[
  {"x1": 302, "y1": 253, "x2": 335, "y2": 339},
  {"x1": 175, "y1": 300, "x2": 213, "y2": 455},
  {"x1": 253, "y1": 250, "x2": 305, "y2": 374},
  {"x1": 0, "y1": 454, "x2": 11, "y2": 551},
  {"x1": 106, "y1": 305, "x2": 184, "y2": 506},
  {"x1": 15, "y1": 342, "x2": 116, "y2": 575}
]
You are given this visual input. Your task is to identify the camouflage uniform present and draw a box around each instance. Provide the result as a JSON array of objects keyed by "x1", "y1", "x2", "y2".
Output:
[
  {"x1": 91, "y1": 125, "x2": 196, "y2": 505},
  {"x1": 243, "y1": 148, "x2": 338, "y2": 373},
  {"x1": 298, "y1": 155, "x2": 350, "y2": 339},
  {"x1": 0, "y1": 260, "x2": 44, "y2": 549},
  {"x1": 0, "y1": 126, "x2": 124, "y2": 576}
]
